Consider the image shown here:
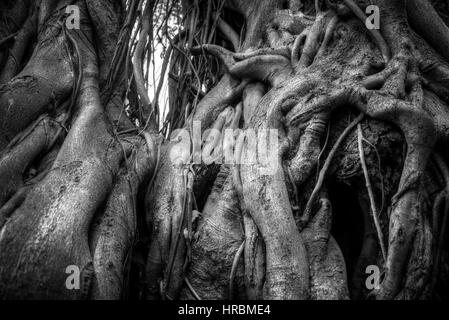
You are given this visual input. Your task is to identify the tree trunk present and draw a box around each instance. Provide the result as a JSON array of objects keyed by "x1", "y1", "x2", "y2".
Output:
[{"x1": 0, "y1": 0, "x2": 448, "y2": 300}]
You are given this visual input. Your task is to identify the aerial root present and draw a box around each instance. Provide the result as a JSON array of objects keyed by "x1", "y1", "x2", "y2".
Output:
[
  {"x1": 357, "y1": 124, "x2": 387, "y2": 261},
  {"x1": 407, "y1": 0, "x2": 449, "y2": 63},
  {"x1": 194, "y1": 44, "x2": 293, "y2": 86},
  {"x1": 297, "y1": 9, "x2": 328, "y2": 68},
  {"x1": 90, "y1": 137, "x2": 157, "y2": 299},
  {"x1": 301, "y1": 113, "x2": 364, "y2": 229}
]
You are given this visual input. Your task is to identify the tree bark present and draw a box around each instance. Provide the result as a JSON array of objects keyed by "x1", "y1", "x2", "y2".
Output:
[{"x1": 0, "y1": 0, "x2": 448, "y2": 300}]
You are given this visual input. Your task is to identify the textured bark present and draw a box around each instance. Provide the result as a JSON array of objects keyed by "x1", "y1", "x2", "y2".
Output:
[{"x1": 0, "y1": 0, "x2": 449, "y2": 301}]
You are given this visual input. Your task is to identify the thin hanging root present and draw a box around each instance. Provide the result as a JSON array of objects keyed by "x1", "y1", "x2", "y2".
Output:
[
  {"x1": 301, "y1": 113, "x2": 364, "y2": 228},
  {"x1": 357, "y1": 124, "x2": 387, "y2": 261},
  {"x1": 185, "y1": 277, "x2": 202, "y2": 300},
  {"x1": 342, "y1": 0, "x2": 391, "y2": 63},
  {"x1": 222, "y1": 103, "x2": 243, "y2": 164},
  {"x1": 392, "y1": 210, "x2": 431, "y2": 299},
  {"x1": 229, "y1": 240, "x2": 245, "y2": 300}
]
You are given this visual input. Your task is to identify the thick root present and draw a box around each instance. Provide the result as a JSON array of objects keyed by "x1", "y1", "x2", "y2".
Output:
[
  {"x1": 301, "y1": 193, "x2": 349, "y2": 300},
  {"x1": 90, "y1": 137, "x2": 157, "y2": 299},
  {"x1": 179, "y1": 167, "x2": 245, "y2": 300}
]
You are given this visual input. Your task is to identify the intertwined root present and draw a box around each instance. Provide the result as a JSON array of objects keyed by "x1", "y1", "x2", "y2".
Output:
[
  {"x1": 302, "y1": 192, "x2": 349, "y2": 300},
  {"x1": 2, "y1": 0, "x2": 448, "y2": 300},
  {"x1": 351, "y1": 39, "x2": 438, "y2": 299},
  {"x1": 182, "y1": 0, "x2": 449, "y2": 300}
]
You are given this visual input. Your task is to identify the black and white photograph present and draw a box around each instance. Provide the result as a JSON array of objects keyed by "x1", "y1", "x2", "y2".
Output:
[{"x1": 0, "y1": 0, "x2": 448, "y2": 313}]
